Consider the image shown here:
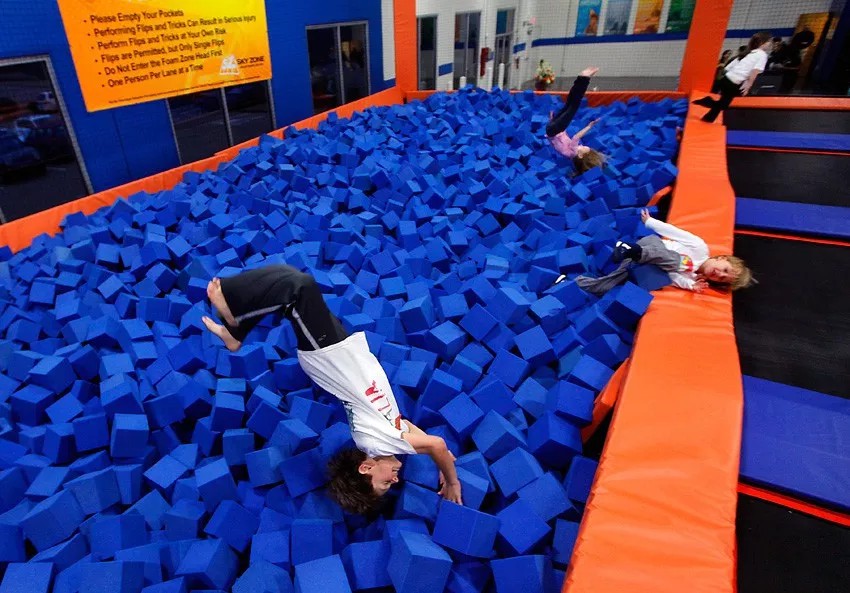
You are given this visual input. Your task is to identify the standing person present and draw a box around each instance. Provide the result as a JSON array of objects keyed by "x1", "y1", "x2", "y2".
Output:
[
  {"x1": 546, "y1": 66, "x2": 606, "y2": 174},
  {"x1": 712, "y1": 49, "x2": 734, "y2": 92},
  {"x1": 571, "y1": 209, "x2": 754, "y2": 295},
  {"x1": 693, "y1": 32, "x2": 773, "y2": 123},
  {"x1": 200, "y1": 265, "x2": 462, "y2": 514}
]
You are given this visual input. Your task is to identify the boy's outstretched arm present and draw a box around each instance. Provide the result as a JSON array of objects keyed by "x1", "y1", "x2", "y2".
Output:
[
  {"x1": 403, "y1": 421, "x2": 463, "y2": 504},
  {"x1": 640, "y1": 208, "x2": 707, "y2": 252}
]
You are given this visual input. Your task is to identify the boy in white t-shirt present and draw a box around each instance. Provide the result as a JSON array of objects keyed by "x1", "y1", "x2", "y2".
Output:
[
  {"x1": 200, "y1": 265, "x2": 462, "y2": 513},
  {"x1": 693, "y1": 31, "x2": 773, "y2": 123},
  {"x1": 573, "y1": 209, "x2": 753, "y2": 294}
]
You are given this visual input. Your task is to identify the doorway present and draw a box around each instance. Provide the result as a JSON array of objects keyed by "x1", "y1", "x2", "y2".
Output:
[{"x1": 307, "y1": 22, "x2": 370, "y2": 114}]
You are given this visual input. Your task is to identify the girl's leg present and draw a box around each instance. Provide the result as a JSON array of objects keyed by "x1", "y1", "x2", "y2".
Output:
[
  {"x1": 702, "y1": 77, "x2": 740, "y2": 122},
  {"x1": 545, "y1": 75, "x2": 591, "y2": 137}
]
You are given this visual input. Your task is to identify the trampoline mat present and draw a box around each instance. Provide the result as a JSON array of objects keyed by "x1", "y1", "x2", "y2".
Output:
[
  {"x1": 733, "y1": 234, "x2": 850, "y2": 399},
  {"x1": 725, "y1": 109, "x2": 850, "y2": 134},
  {"x1": 737, "y1": 495, "x2": 850, "y2": 593},
  {"x1": 727, "y1": 149, "x2": 850, "y2": 207}
]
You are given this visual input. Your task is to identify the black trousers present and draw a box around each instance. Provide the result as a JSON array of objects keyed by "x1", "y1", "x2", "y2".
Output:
[
  {"x1": 218, "y1": 265, "x2": 348, "y2": 350},
  {"x1": 545, "y1": 75, "x2": 591, "y2": 138},
  {"x1": 702, "y1": 76, "x2": 742, "y2": 123}
]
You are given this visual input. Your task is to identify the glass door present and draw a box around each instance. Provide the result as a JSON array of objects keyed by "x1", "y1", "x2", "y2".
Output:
[
  {"x1": 418, "y1": 16, "x2": 437, "y2": 90},
  {"x1": 494, "y1": 9, "x2": 515, "y2": 89},
  {"x1": 454, "y1": 12, "x2": 481, "y2": 89},
  {"x1": 340, "y1": 24, "x2": 369, "y2": 105},
  {"x1": 308, "y1": 22, "x2": 371, "y2": 115}
]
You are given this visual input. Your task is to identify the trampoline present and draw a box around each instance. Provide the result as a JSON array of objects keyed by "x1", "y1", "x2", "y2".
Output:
[
  {"x1": 727, "y1": 150, "x2": 850, "y2": 207},
  {"x1": 725, "y1": 108, "x2": 850, "y2": 135},
  {"x1": 737, "y1": 494, "x2": 850, "y2": 593},
  {"x1": 733, "y1": 233, "x2": 850, "y2": 400}
]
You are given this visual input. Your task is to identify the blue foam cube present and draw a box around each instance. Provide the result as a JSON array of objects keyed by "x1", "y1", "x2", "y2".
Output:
[
  {"x1": 387, "y1": 531, "x2": 452, "y2": 593},
  {"x1": 291, "y1": 518, "x2": 333, "y2": 566},
  {"x1": 432, "y1": 501, "x2": 500, "y2": 558},
  {"x1": 496, "y1": 499, "x2": 551, "y2": 555},
  {"x1": 471, "y1": 411, "x2": 527, "y2": 461},
  {"x1": 204, "y1": 500, "x2": 259, "y2": 552},
  {"x1": 564, "y1": 455, "x2": 599, "y2": 504},
  {"x1": 341, "y1": 540, "x2": 391, "y2": 590},
  {"x1": 490, "y1": 448, "x2": 544, "y2": 496},
  {"x1": 294, "y1": 555, "x2": 351, "y2": 593},
  {"x1": 491, "y1": 556, "x2": 554, "y2": 593},
  {"x1": 0, "y1": 562, "x2": 54, "y2": 593},
  {"x1": 110, "y1": 414, "x2": 150, "y2": 458},
  {"x1": 175, "y1": 539, "x2": 238, "y2": 591},
  {"x1": 528, "y1": 412, "x2": 583, "y2": 469}
]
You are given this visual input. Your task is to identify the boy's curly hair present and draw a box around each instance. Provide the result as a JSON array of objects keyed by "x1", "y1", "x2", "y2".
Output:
[
  {"x1": 326, "y1": 448, "x2": 381, "y2": 514},
  {"x1": 711, "y1": 255, "x2": 755, "y2": 291},
  {"x1": 573, "y1": 148, "x2": 606, "y2": 174},
  {"x1": 726, "y1": 256, "x2": 754, "y2": 290}
]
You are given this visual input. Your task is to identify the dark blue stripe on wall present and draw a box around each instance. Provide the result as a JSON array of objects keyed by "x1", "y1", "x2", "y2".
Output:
[
  {"x1": 531, "y1": 27, "x2": 798, "y2": 48},
  {"x1": 513, "y1": 43, "x2": 526, "y2": 53},
  {"x1": 728, "y1": 28, "x2": 795, "y2": 38},
  {"x1": 438, "y1": 63, "x2": 453, "y2": 76}
]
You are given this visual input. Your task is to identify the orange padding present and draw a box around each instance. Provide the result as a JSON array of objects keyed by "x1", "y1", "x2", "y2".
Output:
[
  {"x1": 731, "y1": 96, "x2": 850, "y2": 111},
  {"x1": 738, "y1": 483, "x2": 850, "y2": 529},
  {"x1": 405, "y1": 90, "x2": 686, "y2": 107},
  {"x1": 0, "y1": 86, "x2": 405, "y2": 253},
  {"x1": 565, "y1": 96, "x2": 742, "y2": 593},
  {"x1": 647, "y1": 185, "x2": 672, "y2": 207},
  {"x1": 581, "y1": 358, "x2": 629, "y2": 443}
]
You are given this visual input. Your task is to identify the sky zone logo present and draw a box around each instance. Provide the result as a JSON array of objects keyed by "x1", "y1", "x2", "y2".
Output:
[
  {"x1": 365, "y1": 380, "x2": 399, "y2": 425},
  {"x1": 220, "y1": 55, "x2": 240, "y2": 75}
]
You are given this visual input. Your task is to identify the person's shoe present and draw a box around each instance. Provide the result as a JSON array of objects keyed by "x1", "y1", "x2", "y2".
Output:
[
  {"x1": 701, "y1": 114, "x2": 717, "y2": 123},
  {"x1": 612, "y1": 241, "x2": 633, "y2": 263},
  {"x1": 692, "y1": 96, "x2": 714, "y2": 107},
  {"x1": 554, "y1": 274, "x2": 567, "y2": 285}
]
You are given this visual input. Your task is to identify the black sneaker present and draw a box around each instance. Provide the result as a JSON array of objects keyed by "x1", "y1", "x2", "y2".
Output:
[
  {"x1": 692, "y1": 96, "x2": 714, "y2": 107},
  {"x1": 612, "y1": 241, "x2": 633, "y2": 263}
]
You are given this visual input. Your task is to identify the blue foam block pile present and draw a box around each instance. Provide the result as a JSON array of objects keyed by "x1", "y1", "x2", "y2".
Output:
[{"x1": 0, "y1": 88, "x2": 683, "y2": 592}]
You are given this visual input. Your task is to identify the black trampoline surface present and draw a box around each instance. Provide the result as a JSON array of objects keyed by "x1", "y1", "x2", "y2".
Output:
[
  {"x1": 733, "y1": 234, "x2": 850, "y2": 399},
  {"x1": 738, "y1": 495, "x2": 850, "y2": 593},
  {"x1": 727, "y1": 149, "x2": 850, "y2": 206},
  {"x1": 725, "y1": 108, "x2": 850, "y2": 134}
]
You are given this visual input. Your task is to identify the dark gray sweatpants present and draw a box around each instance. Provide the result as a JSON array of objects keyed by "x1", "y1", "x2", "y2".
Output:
[{"x1": 576, "y1": 236, "x2": 681, "y2": 295}]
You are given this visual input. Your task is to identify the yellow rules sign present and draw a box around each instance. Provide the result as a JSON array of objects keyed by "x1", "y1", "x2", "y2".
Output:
[{"x1": 56, "y1": 0, "x2": 272, "y2": 112}]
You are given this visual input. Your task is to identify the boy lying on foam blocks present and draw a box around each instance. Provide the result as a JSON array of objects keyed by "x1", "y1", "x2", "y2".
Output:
[{"x1": 201, "y1": 264, "x2": 462, "y2": 513}]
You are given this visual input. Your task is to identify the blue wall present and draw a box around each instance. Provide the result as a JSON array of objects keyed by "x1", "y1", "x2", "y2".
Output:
[{"x1": 0, "y1": 0, "x2": 389, "y2": 194}]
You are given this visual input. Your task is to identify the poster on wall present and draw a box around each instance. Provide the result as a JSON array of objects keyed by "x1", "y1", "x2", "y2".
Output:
[
  {"x1": 55, "y1": 0, "x2": 272, "y2": 112},
  {"x1": 604, "y1": 0, "x2": 633, "y2": 35},
  {"x1": 576, "y1": 0, "x2": 602, "y2": 37},
  {"x1": 666, "y1": 0, "x2": 696, "y2": 33},
  {"x1": 633, "y1": 0, "x2": 663, "y2": 34}
]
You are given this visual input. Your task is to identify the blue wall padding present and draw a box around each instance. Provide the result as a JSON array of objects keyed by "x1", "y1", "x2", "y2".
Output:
[
  {"x1": 726, "y1": 130, "x2": 850, "y2": 152},
  {"x1": 0, "y1": 88, "x2": 685, "y2": 590},
  {"x1": 741, "y1": 375, "x2": 850, "y2": 510},
  {"x1": 735, "y1": 198, "x2": 850, "y2": 240}
]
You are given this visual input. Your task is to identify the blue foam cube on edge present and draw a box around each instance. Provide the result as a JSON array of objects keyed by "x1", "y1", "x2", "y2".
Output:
[
  {"x1": 175, "y1": 539, "x2": 238, "y2": 591},
  {"x1": 387, "y1": 531, "x2": 452, "y2": 593},
  {"x1": 491, "y1": 555, "x2": 554, "y2": 593},
  {"x1": 294, "y1": 555, "x2": 352, "y2": 593}
]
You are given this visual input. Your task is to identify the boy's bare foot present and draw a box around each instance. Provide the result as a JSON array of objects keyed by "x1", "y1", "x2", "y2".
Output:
[
  {"x1": 207, "y1": 278, "x2": 237, "y2": 326},
  {"x1": 201, "y1": 316, "x2": 242, "y2": 352}
]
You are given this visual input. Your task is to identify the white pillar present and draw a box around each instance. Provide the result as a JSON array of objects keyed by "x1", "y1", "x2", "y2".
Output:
[
  {"x1": 459, "y1": 75, "x2": 468, "y2": 88},
  {"x1": 498, "y1": 62, "x2": 506, "y2": 89}
]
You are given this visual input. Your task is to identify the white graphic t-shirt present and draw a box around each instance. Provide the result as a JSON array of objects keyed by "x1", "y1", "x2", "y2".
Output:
[{"x1": 297, "y1": 332, "x2": 416, "y2": 458}]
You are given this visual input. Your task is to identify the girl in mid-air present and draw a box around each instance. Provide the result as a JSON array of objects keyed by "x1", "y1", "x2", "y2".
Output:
[{"x1": 546, "y1": 66, "x2": 605, "y2": 174}]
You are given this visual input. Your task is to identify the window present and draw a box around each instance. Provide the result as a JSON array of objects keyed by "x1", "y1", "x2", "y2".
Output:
[
  {"x1": 307, "y1": 22, "x2": 370, "y2": 115},
  {"x1": 418, "y1": 16, "x2": 437, "y2": 90},
  {"x1": 0, "y1": 57, "x2": 89, "y2": 223},
  {"x1": 167, "y1": 81, "x2": 275, "y2": 164},
  {"x1": 494, "y1": 9, "x2": 516, "y2": 89},
  {"x1": 454, "y1": 12, "x2": 481, "y2": 89}
]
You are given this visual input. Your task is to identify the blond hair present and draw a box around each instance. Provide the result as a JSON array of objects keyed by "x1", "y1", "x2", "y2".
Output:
[
  {"x1": 573, "y1": 148, "x2": 606, "y2": 174},
  {"x1": 715, "y1": 255, "x2": 754, "y2": 291}
]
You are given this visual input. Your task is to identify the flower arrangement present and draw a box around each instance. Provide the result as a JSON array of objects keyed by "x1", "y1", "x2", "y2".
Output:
[{"x1": 535, "y1": 59, "x2": 555, "y2": 90}]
